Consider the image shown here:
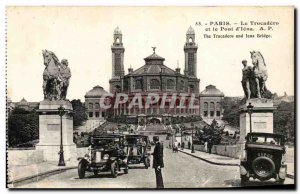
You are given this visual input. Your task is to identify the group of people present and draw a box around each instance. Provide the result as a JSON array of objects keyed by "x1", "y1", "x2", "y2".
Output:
[{"x1": 170, "y1": 138, "x2": 214, "y2": 154}]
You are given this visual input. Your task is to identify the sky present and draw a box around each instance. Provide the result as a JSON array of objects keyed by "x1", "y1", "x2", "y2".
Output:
[{"x1": 7, "y1": 6, "x2": 294, "y2": 102}]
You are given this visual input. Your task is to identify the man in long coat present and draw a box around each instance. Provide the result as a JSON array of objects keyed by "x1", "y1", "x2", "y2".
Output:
[{"x1": 152, "y1": 136, "x2": 164, "y2": 188}]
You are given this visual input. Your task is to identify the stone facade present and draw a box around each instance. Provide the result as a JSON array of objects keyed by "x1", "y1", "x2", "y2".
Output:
[
  {"x1": 8, "y1": 98, "x2": 39, "y2": 112},
  {"x1": 84, "y1": 85, "x2": 108, "y2": 119},
  {"x1": 200, "y1": 85, "x2": 224, "y2": 121},
  {"x1": 36, "y1": 100, "x2": 76, "y2": 163},
  {"x1": 239, "y1": 98, "x2": 276, "y2": 141},
  {"x1": 107, "y1": 27, "x2": 200, "y2": 123}
]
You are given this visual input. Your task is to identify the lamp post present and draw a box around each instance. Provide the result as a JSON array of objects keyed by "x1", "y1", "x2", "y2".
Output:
[
  {"x1": 191, "y1": 122, "x2": 195, "y2": 153},
  {"x1": 247, "y1": 103, "x2": 254, "y2": 134},
  {"x1": 58, "y1": 105, "x2": 66, "y2": 166},
  {"x1": 180, "y1": 127, "x2": 183, "y2": 150}
]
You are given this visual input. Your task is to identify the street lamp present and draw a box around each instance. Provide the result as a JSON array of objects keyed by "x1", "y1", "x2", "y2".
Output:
[
  {"x1": 58, "y1": 105, "x2": 66, "y2": 166},
  {"x1": 191, "y1": 122, "x2": 195, "y2": 153},
  {"x1": 247, "y1": 103, "x2": 254, "y2": 134}
]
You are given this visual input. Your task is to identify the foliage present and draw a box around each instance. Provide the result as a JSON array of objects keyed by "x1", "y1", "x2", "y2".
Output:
[
  {"x1": 8, "y1": 107, "x2": 39, "y2": 147},
  {"x1": 221, "y1": 97, "x2": 241, "y2": 128},
  {"x1": 71, "y1": 99, "x2": 88, "y2": 127},
  {"x1": 195, "y1": 119, "x2": 224, "y2": 145},
  {"x1": 273, "y1": 101, "x2": 294, "y2": 142}
]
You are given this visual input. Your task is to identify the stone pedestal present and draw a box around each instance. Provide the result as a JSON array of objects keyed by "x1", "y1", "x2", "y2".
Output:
[
  {"x1": 239, "y1": 98, "x2": 276, "y2": 142},
  {"x1": 36, "y1": 100, "x2": 76, "y2": 165}
]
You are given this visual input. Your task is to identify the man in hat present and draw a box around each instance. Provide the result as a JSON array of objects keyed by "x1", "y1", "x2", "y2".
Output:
[{"x1": 152, "y1": 136, "x2": 164, "y2": 188}]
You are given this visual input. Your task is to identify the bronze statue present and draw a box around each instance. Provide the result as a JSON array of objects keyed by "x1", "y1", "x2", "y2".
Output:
[
  {"x1": 241, "y1": 60, "x2": 252, "y2": 99},
  {"x1": 59, "y1": 59, "x2": 71, "y2": 100},
  {"x1": 241, "y1": 51, "x2": 271, "y2": 99},
  {"x1": 42, "y1": 50, "x2": 71, "y2": 101},
  {"x1": 251, "y1": 51, "x2": 268, "y2": 98}
]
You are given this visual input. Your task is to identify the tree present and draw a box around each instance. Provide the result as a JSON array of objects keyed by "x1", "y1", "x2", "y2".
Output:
[
  {"x1": 273, "y1": 101, "x2": 294, "y2": 142},
  {"x1": 71, "y1": 99, "x2": 88, "y2": 127},
  {"x1": 8, "y1": 107, "x2": 39, "y2": 147},
  {"x1": 221, "y1": 97, "x2": 241, "y2": 128}
]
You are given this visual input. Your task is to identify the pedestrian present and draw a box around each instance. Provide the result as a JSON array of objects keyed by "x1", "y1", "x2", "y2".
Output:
[
  {"x1": 182, "y1": 141, "x2": 185, "y2": 149},
  {"x1": 152, "y1": 136, "x2": 164, "y2": 188},
  {"x1": 204, "y1": 141, "x2": 208, "y2": 153},
  {"x1": 188, "y1": 141, "x2": 191, "y2": 149},
  {"x1": 207, "y1": 138, "x2": 213, "y2": 154}
]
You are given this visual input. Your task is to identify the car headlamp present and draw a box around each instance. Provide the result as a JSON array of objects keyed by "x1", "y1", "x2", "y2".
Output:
[{"x1": 103, "y1": 154, "x2": 109, "y2": 160}]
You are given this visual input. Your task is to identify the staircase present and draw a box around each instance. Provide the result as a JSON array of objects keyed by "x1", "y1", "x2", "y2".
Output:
[{"x1": 75, "y1": 119, "x2": 105, "y2": 133}]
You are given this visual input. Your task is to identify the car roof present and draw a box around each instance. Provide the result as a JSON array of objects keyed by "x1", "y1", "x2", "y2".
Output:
[
  {"x1": 91, "y1": 134, "x2": 123, "y2": 138},
  {"x1": 248, "y1": 132, "x2": 284, "y2": 138},
  {"x1": 125, "y1": 134, "x2": 147, "y2": 138}
]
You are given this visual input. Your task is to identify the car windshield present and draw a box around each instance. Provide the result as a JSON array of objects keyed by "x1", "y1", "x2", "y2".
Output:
[
  {"x1": 125, "y1": 136, "x2": 147, "y2": 145},
  {"x1": 248, "y1": 135, "x2": 282, "y2": 145},
  {"x1": 91, "y1": 137, "x2": 119, "y2": 146}
]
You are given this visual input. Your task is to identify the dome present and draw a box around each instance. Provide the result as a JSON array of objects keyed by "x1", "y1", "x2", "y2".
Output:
[
  {"x1": 85, "y1": 85, "x2": 107, "y2": 98},
  {"x1": 200, "y1": 85, "x2": 224, "y2": 97},
  {"x1": 129, "y1": 50, "x2": 175, "y2": 75},
  {"x1": 144, "y1": 53, "x2": 165, "y2": 61},
  {"x1": 20, "y1": 98, "x2": 28, "y2": 103},
  {"x1": 186, "y1": 26, "x2": 195, "y2": 35},
  {"x1": 114, "y1": 26, "x2": 122, "y2": 34}
]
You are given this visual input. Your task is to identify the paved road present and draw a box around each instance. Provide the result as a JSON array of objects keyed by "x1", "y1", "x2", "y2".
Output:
[{"x1": 17, "y1": 148, "x2": 293, "y2": 188}]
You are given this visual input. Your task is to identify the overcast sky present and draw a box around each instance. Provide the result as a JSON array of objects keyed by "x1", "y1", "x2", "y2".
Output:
[{"x1": 7, "y1": 6, "x2": 294, "y2": 102}]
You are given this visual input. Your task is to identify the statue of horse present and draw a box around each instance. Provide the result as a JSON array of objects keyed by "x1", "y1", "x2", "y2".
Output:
[
  {"x1": 42, "y1": 50, "x2": 62, "y2": 101},
  {"x1": 250, "y1": 51, "x2": 268, "y2": 98}
]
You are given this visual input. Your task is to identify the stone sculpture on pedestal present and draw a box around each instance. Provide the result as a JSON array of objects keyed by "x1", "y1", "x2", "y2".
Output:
[
  {"x1": 241, "y1": 51, "x2": 272, "y2": 99},
  {"x1": 36, "y1": 50, "x2": 76, "y2": 164},
  {"x1": 239, "y1": 51, "x2": 276, "y2": 141},
  {"x1": 42, "y1": 49, "x2": 71, "y2": 101}
]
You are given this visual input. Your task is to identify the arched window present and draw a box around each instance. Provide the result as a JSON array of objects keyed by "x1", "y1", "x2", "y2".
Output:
[
  {"x1": 189, "y1": 85, "x2": 195, "y2": 93},
  {"x1": 150, "y1": 79, "x2": 160, "y2": 89},
  {"x1": 95, "y1": 103, "x2": 100, "y2": 110},
  {"x1": 216, "y1": 102, "x2": 221, "y2": 109},
  {"x1": 204, "y1": 102, "x2": 208, "y2": 110},
  {"x1": 135, "y1": 78, "x2": 142, "y2": 90},
  {"x1": 115, "y1": 85, "x2": 121, "y2": 93},
  {"x1": 179, "y1": 80, "x2": 185, "y2": 90},
  {"x1": 189, "y1": 37, "x2": 193, "y2": 43},
  {"x1": 167, "y1": 79, "x2": 175, "y2": 89},
  {"x1": 209, "y1": 102, "x2": 215, "y2": 109},
  {"x1": 116, "y1": 38, "x2": 120, "y2": 43},
  {"x1": 88, "y1": 103, "x2": 93, "y2": 110}
]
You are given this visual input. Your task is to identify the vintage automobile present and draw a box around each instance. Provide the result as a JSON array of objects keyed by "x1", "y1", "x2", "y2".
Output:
[
  {"x1": 124, "y1": 134, "x2": 151, "y2": 168},
  {"x1": 77, "y1": 134, "x2": 128, "y2": 179},
  {"x1": 240, "y1": 132, "x2": 287, "y2": 185}
]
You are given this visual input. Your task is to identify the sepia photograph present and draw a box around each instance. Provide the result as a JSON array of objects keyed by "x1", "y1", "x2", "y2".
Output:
[{"x1": 5, "y1": 6, "x2": 295, "y2": 189}]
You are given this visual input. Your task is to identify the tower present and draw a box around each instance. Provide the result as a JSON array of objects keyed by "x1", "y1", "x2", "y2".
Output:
[
  {"x1": 184, "y1": 26, "x2": 198, "y2": 77},
  {"x1": 111, "y1": 26, "x2": 125, "y2": 78},
  {"x1": 110, "y1": 27, "x2": 125, "y2": 93}
]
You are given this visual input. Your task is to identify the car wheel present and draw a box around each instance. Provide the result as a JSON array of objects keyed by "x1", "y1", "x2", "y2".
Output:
[
  {"x1": 240, "y1": 175, "x2": 249, "y2": 185},
  {"x1": 124, "y1": 168, "x2": 128, "y2": 174},
  {"x1": 78, "y1": 161, "x2": 86, "y2": 179},
  {"x1": 252, "y1": 156, "x2": 275, "y2": 180},
  {"x1": 144, "y1": 157, "x2": 150, "y2": 169},
  {"x1": 278, "y1": 177, "x2": 285, "y2": 184},
  {"x1": 147, "y1": 158, "x2": 151, "y2": 168},
  {"x1": 111, "y1": 161, "x2": 118, "y2": 178}
]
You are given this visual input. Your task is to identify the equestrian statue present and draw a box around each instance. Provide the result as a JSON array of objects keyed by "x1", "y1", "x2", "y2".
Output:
[
  {"x1": 42, "y1": 50, "x2": 71, "y2": 101},
  {"x1": 241, "y1": 51, "x2": 272, "y2": 99}
]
